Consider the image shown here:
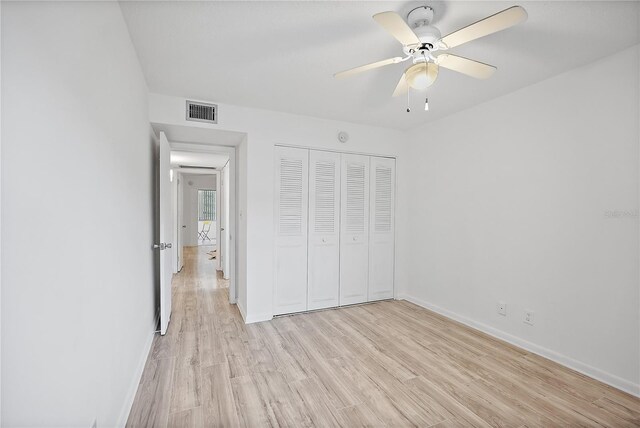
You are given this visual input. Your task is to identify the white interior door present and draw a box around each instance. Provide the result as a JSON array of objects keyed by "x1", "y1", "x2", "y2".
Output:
[
  {"x1": 307, "y1": 150, "x2": 341, "y2": 310},
  {"x1": 158, "y1": 132, "x2": 173, "y2": 335},
  {"x1": 339, "y1": 154, "x2": 370, "y2": 306},
  {"x1": 274, "y1": 147, "x2": 309, "y2": 315},
  {"x1": 368, "y1": 157, "x2": 395, "y2": 301}
]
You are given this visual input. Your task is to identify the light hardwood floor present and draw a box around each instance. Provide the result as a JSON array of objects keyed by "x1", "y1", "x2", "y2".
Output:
[{"x1": 127, "y1": 246, "x2": 640, "y2": 427}]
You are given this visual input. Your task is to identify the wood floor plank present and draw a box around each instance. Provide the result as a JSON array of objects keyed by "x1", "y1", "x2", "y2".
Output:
[
  {"x1": 148, "y1": 334, "x2": 177, "y2": 360},
  {"x1": 288, "y1": 376, "x2": 346, "y2": 427},
  {"x1": 128, "y1": 246, "x2": 640, "y2": 427},
  {"x1": 201, "y1": 363, "x2": 241, "y2": 428},
  {"x1": 167, "y1": 407, "x2": 203, "y2": 428},
  {"x1": 404, "y1": 376, "x2": 491, "y2": 428},
  {"x1": 199, "y1": 320, "x2": 226, "y2": 367},
  {"x1": 251, "y1": 370, "x2": 312, "y2": 427},
  {"x1": 593, "y1": 396, "x2": 640, "y2": 425},
  {"x1": 126, "y1": 357, "x2": 175, "y2": 428},
  {"x1": 169, "y1": 362, "x2": 201, "y2": 414},
  {"x1": 338, "y1": 402, "x2": 388, "y2": 427},
  {"x1": 230, "y1": 375, "x2": 271, "y2": 427}
]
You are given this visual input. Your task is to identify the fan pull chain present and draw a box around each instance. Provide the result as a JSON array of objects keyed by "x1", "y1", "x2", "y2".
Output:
[
  {"x1": 423, "y1": 52, "x2": 429, "y2": 112},
  {"x1": 406, "y1": 88, "x2": 411, "y2": 113}
]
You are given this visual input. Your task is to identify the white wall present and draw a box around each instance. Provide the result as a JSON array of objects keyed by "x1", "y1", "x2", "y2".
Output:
[
  {"x1": 150, "y1": 93, "x2": 410, "y2": 323},
  {"x1": 180, "y1": 174, "x2": 216, "y2": 246},
  {"x1": 2, "y1": 2, "x2": 155, "y2": 426},
  {"x1": 404, "y1": 45, "x2": 640, "y2": 395}
]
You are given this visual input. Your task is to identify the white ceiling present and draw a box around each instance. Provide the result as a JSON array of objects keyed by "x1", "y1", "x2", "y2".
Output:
[{"x1": 121, "y1": 1, "x2": 640, "y2": 130}]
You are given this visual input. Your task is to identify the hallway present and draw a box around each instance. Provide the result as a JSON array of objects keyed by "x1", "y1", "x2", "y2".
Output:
[{"x1": 127, "y1": 246, "x2": 233, "y2": 427}]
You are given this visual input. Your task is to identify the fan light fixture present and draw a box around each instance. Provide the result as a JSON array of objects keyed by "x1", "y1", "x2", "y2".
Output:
[
  {"x1": 333, "y1": 4, "x2": 528, "y2": 111},
  {"x1": 406, "y1": 63, "x2": 439, "y2": 90}
]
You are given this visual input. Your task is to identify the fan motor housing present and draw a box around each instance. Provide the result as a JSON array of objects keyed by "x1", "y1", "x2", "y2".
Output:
[
  {"x1": 405, "y1": 5, "x2": 442, "y2": 54},
  {"x1": 413, "y1": 24, "x2": 441, "y2": 46},
  {"x1": 407, "y1": 5, "x2": 434, "y2": 27}
]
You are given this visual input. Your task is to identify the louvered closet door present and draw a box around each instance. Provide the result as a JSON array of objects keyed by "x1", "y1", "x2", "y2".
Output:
[
  {"x1": 339, "y1": 154, "x2": 370, "y2": 306},
  {"x1": 274, "y1": 147, "x2": 309, "y2": 315},
  {"x1": 307, "y1": 150, "x2": 341, "y2": 310},
  {"x1": 368, "y1": 157, "x2": 395, "y2": 301}
]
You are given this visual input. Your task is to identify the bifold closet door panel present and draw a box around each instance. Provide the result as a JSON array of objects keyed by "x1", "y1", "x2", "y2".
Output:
[
  {"x1": 339, "y1": 153, "x2": 370, "y2": 306},
  {"x1": 307, "y1": 150, "x2": 341, "y2": 310},
  {"x1": 368, "y1": 156, "x2": 395, "y2": 301},
  {"x1": 274, "y1": 146, "x2": 309, "y2": 315}
]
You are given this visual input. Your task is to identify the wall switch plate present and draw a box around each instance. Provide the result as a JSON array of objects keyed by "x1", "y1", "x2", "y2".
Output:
[
  {"x1": 497, "y1": 301, "x2": 507, "y2": 316},
  {"x1": 524, "y1": 310, "x2": 535, "y2": 325}
]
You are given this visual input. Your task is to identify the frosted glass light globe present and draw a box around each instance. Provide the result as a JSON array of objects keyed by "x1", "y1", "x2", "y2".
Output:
[{"x1": 406, "y1": 63, "x2": 439, "y2": 90}]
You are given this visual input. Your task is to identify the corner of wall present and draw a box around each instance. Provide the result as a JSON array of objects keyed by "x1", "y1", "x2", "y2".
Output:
[{"x1": 398, "y1": 293, "x2": 640, "y2": 397}]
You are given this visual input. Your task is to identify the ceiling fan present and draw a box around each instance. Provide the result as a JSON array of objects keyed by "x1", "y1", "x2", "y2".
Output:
[{"x1": 334, "y1": 4, "x2": 528, "y2": 110}]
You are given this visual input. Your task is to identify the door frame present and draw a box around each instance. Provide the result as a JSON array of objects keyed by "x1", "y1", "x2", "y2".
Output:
[
  {"x1": 170, "y1": 142, "x2": 238, "y2": 304},
  {"x1": 172, "y1": 169, "x2": 182, "y2": 273},
  {"x1": 220, "y1": 160, "x2": 231, "y2": 280},
  {"x1": 215, "y1": 169, "x2": 222, "y2": 271}
]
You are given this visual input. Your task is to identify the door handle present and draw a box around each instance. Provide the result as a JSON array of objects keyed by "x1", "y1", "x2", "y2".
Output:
[
  {"x1": 153, "y1": 243, "x2": 166, "y2": 250},
  {"x1": 221, "y1": 227, "x2": 225, "y2": 231},
  {"x1": 166, "y1": 243, "x2": 172, "y2": 249},
  {"x1": 182, "y1": 225, "x2": 186, "y2": 228}
]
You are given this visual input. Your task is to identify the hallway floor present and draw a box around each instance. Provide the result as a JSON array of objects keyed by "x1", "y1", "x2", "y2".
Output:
[{"x1": 127, "y1": 247, "x2": 640, "y2": 427}]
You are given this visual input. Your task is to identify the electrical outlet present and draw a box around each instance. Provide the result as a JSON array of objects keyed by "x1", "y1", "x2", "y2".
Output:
[
  {"x1": 497, "y1": 301, "x2": 507, "y2": 316},
  {"x1": 524, "y1": 310, "x2": 535, "y2": 325}
]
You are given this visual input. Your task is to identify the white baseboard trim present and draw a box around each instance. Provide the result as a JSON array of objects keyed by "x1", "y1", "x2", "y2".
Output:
[
  {"x1": 244, "y1": 312, "x2": 273, "y2": 324},
  {"x1": 116, "y1": 317, "x2": 157, "y2": 427},
  {"x1": 236, "y1": 299, "x2": 272, "y2": 324},
  {"x1": 398, "y1": 293, "x2": 640, "y2": 398},
  {"x1": 237, "y1": 299, "x2": 247, "y2": 322}
]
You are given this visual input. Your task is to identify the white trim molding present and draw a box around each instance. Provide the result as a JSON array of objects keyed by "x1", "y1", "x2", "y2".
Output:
[
  {"x1": 397, "y1": 294, "x2": 640, "y2": 398},
  {"x1": 244, "y1": 313, "x2": 274, "y2": 324},
  {"x1": 237, "y1": 298, "x2": 247, "y2": 322},
  {"x1": 237, "y1": 300, "x2": 272, "y2": 324}
]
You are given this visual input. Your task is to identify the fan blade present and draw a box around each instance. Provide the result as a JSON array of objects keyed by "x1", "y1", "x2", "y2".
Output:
[
  {"x1": 436, "y1": 54, "x2": 496, "y2": 79},
  {"x1": 440, "y1": 6, "x2": 527, "y2": 49},
  {"x1": 373, "y1": 11, "x2": 421, "y2": 46},
  {"x1": 334, "y1": 57, "x2": 403, "y2": 79},
  {"x1": 392, "y1": 73, "x2": 408, "y2": 97}
]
